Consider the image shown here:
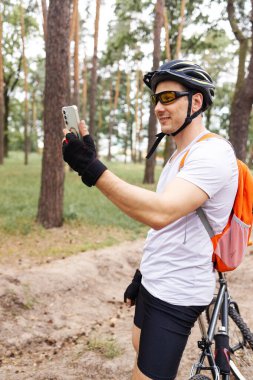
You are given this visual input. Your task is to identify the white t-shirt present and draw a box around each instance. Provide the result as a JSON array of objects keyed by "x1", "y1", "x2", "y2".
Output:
[{"x1": 140, "y1": 130, "x2": 238, "y2": 306}]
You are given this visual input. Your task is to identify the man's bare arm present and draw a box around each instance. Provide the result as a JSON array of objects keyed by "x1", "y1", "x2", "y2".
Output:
[{"x1": 96, "y1": 170, "x2": 208, "y2": 230}]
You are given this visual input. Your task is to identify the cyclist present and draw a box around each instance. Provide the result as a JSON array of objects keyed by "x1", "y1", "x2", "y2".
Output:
[{"x1": 62, "y1": 59, "x2": 238, "y2": 380}]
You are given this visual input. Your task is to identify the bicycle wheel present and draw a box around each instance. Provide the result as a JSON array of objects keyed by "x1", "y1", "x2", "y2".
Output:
[
  {"x1": 228, "y1": 305, "x2": 253, "y2": 379},
  {"x1": 188, "y1": 375, "x2": 211, "y2": 380},
  {"x1": 205, "y1": 301, "x2": 253, "y2": 379}
]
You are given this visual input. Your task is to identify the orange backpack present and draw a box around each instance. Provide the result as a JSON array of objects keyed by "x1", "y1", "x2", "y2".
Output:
[{"x1": 179, "y1": 133, "x2": 253, "y2": 272}]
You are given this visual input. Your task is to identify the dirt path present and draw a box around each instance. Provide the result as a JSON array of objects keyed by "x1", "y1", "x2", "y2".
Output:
[{"x1": 0, "y1": 240, "x2": 253, "y2": 380}]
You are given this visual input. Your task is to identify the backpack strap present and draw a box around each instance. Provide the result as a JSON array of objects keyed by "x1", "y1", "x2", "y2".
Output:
[
  {"x1": 178, "y1": 132, "x2": 221, "y2": 171},
  {"x1": 196, "y1": 208, "x2": 215, "y2": 238}
]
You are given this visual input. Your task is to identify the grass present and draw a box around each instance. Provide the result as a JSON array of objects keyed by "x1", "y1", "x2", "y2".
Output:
[
  {"x1": 87, "y1": 336, "x2": 122, "y2": 359},
  {"x1": 0, "y1": 151, "x2": 42, "y2": 235},
  {"x1": 0, "y1": 151, "x2": 161, "y2": 263}
]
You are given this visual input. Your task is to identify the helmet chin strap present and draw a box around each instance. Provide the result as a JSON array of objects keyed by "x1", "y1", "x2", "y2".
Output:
[{"x1": 146, "y1": 92, "x2": 203, "y2": 159}]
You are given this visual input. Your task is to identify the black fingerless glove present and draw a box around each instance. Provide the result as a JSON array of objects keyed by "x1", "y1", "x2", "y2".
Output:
[
  {"x1": 62, "y1": 133, "x2": 107, "y2": 187},
  {"x1": 124, "y1": 269, "x2": 142, "y2": 306}
]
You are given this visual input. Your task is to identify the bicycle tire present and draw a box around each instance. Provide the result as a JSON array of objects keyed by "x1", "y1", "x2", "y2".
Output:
[
  {"x1": 205, "y1": 301, "x2": 253, "y2": 379},
  {"x1": 228, "y1": 306, "x2": 253, "y2": 379},
  {"x1": 188, "y1": 375, "x2": 211, "y2": 380},
  {"x1": 229, "y1": 305, "x2": 253, "y2": 349}
]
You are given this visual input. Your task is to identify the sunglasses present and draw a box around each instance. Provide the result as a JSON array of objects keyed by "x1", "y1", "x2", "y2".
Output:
[{"x1": 151, "y1": 91, "x2": 190, "y2": 106}]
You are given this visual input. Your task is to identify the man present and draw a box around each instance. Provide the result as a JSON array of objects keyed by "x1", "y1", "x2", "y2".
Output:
[{"x1": 62, "y1": 60, "x2": 238, "y2": 380}]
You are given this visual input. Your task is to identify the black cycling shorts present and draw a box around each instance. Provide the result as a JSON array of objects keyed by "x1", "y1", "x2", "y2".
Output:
[{"x1": 134, "y1": 284, "x2": 206, "y2": 380}]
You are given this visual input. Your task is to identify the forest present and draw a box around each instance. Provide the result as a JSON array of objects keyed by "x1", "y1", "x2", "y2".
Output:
[
  {"x1": 0, "y1": 2, "x2": 253, "y2": 379},
  {"x1": 0, "y1": 0, "x2": 253, "y2": 229}
]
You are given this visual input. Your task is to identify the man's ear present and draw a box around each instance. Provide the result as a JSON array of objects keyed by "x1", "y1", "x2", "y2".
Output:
[{"x1": 192, "y1": 92, "x2": 203, "y2": 113}]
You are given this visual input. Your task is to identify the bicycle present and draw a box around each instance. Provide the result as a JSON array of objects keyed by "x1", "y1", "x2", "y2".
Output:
[{"x1": 188, "y1": 271, "x2": 253, "y2": 380}]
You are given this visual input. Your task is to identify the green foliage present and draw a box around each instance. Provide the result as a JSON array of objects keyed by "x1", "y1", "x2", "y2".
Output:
[
  {"x1": 114, "y1": 0, "x2": 151, "y2": 16},
  {"x1": 7, "y1": 54, "x2": 45, "y2": 152},
  {"x1": 3, "y1": 2, "x2": 40, "y2": 72},
  {"x1": 2, "y1": 1, "x2": 43, "y2": 155},
  {"x1": 100, "y1": 0, "x2": 250, "y2": 163},
  {"x1": 2, "y1": 0, "x2": 252, "y2": 166},
  {"x1": 210, "y1": 82, "x2": 235, "y2": 135},
  {"x1": 102, "y1": 0, "x2": 152, "y2": 65},
  {"x1": 162, "y1": 0, "x2": 208, "y2": 59}
]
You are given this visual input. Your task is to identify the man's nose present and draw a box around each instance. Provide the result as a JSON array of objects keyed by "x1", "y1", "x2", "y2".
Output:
[{"x1": 155, "y1": 101, "x2": 166, "y2": 112}]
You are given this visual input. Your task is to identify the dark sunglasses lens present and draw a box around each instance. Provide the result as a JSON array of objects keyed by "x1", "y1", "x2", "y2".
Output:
[{"x1": 160, "y1": 92, "x2": 176, "y2": 104}]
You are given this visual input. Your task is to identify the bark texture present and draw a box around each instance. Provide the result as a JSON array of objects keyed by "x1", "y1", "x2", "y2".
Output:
[
  {"x1": 175, "y1": 0, "x2": 187, "y2": 59},
  {"x1": 82, "y1": 56, "x2": 87, "y2": 119},
  {"x1": 143, "y1": 0, "x2": 164, "y2": 183},
  {"x1": 89, "y1": 0, "x2": 100, "y2": 139},
  {"x1": 20, "y1": 3, "x2": 29, "y2": 165},
  {"x1": 0, "y1": 12, "x2": 4, "y2": 164},
  {"x1": 41, "y1": 0, "x2": 47, "y2": 41},
  {"x1": 163, "y1": 5, "x2": 171, "y2": 60},
  {"x1": 37, "y1": 0, "x2": 71, "y2": 228},
  {"x1": 227, "y1": 0, "x2": 253, "y2": 161}
]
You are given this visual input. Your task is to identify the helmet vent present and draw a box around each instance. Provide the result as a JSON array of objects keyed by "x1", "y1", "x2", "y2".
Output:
[{"x1": 177, "y1": 69, "x2": 212, "y2": 83}]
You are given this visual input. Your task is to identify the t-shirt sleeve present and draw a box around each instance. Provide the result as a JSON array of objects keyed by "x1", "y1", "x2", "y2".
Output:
[{"x1": 177, "y1": 139, "x2": 235, "y2": 198}]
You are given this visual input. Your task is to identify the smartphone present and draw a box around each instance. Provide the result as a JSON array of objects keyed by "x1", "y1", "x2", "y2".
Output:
[{"x1": 62, "y1": 105, "x2": 80, "y2": 138}]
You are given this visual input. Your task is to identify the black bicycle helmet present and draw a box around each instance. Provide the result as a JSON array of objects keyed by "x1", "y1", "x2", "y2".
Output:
[
  {"x1": 144, "y1": 59, "x2": 215, "y2": 111},
  {"x1": 143, "y1": 60, "x2": 215, "y2": 158}
]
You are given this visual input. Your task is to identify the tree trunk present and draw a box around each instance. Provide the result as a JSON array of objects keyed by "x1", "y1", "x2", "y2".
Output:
[
  {"x1": 41, "y1": 0, "x2": 47, "y2": 41},
  {"x1": 163, "y1": 4, "x2": 171, "y2": 60},
  {"x1": 81, "y1": 55, "x2": 87, "y2": 119},
  {"x1": 89, "y1": 0, "x2": 100, "y2": 139},
  {"x1": 69, "y1": 0, "x2": 78, "y2": 42},
  {"x1": 37, "y1": 0, "x2": 71, "y2": 228},
  {"x1": 163, "y1": 136, "x2": 175, "y2": 166},
  {"x1": 113, "y1": 68, "x2": 121, "y2": 114},
  {"x1": 248, "y1": 140, "x2": 253, "y2": 168},
  {"x1": 143, "y1": 0, "x2": 164, "y2": 184},
  {"x1": 138, "y1": 70, "x2": 144, "y2": 162},
  {"x1": 0, "y1": 11, "x2": 4, "y2": 165},
  {"x1": 20, "y1": 2, "x2": 29, "y2": 165},
  {"x1": 175, "y1": 0, "x2": 187, "y2": 59},
  {"x1": 124, "y1": 72, "x2": 131, "y2": 163},
  {"x1": 4, "y1": 65, "x2": 22, "y2": 157},
  {"x1": 3, "y1": 55, "x2": 22, "y2": 158},
  {"x1": 73, "y1": 0, "x2": 79, "y2": 107},
  {"x1": 205, "y1": 106, "x2": 212, "y2": 131},
  {"x1": 32, "y1": 90, "x2": 38, "y2": 151},
  {"x1": 98, "y1": 103, "x2": 102, "y2": 130},
  {"x1": 107, "y1": 80, "x2": 113, "y2": 160},
  {"x1": 108, "y1": 67, "x2": 121, "y2": 161},
  {"x1": 3, "y1": 91, "x2": 9, "y2": 158},
  {"x1": 227, "y1": 0, "x2": 253, "y2": 161},
  {"x1": 133, "y1": 69, "x2": 140, "y2": 162}
]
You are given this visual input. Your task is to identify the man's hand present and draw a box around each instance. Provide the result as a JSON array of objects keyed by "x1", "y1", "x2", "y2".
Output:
[
  {"x1": 124, "y1": 269, "x2": 142, "y2": 307},
  {"x1": 62, "y1": 120, "x2": 107, "y2": 187}
]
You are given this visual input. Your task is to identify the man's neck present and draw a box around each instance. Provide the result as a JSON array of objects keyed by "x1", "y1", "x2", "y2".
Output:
[{"x1": 173, "y1": 120, "x2": 207, "y2": 153}]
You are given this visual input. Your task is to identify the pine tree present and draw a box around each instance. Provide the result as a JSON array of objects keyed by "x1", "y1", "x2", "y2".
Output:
[{"x1": 37, "y1": 0, "x2": 71, "y2": 228}]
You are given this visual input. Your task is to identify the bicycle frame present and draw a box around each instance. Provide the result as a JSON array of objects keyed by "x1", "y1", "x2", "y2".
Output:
[{"x1": 190, "y1": 272, "x2": 245, "y2": 380}]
